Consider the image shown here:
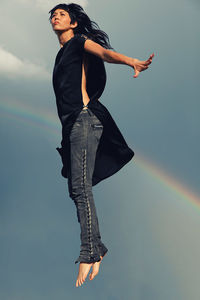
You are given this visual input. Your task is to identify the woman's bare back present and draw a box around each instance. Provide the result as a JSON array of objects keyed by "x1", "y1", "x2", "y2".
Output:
[{"x1": 81, "y1": 52, "x2": 90, "y2": 108}]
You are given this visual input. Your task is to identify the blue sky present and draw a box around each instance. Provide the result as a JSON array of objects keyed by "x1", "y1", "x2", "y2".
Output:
[{"x1": 0, "y1": 0, "x2": 200, "y2": 299}]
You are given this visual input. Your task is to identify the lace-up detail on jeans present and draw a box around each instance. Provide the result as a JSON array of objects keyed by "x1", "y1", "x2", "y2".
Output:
[
  {"x1": 82, "y1": 149, "x2": 94, "y2": 257},
  {"x1": 74, "y1": 148, "x2": 95, "y2": 264}
]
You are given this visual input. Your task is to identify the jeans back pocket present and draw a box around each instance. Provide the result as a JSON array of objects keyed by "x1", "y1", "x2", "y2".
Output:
[{"x1": 91, "y1": 123, "x2": 103, "y2": 142}]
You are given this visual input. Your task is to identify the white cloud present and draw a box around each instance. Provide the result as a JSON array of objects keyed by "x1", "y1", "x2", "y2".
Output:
[{"x1": 0, "y1": 46, "x2": 50, "y2": 80}]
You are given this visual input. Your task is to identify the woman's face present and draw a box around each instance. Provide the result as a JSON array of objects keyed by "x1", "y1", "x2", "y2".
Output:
[{"x1": 51, "y1": 9, "x2": 77, "y2": 33}]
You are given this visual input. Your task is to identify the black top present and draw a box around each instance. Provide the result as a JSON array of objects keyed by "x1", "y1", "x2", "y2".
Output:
[{"x1": 52, "y1": 33, "x2": 134, "y2": 186}]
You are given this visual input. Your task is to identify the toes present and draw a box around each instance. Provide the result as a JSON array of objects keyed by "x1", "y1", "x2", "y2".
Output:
[
  {"x1": 76, "y1": 274, "x2": 87, "y2": 287},
  {"x1": 79, "y1": 278, "x2": 83, "y2": 287},
  {"x1": 90, "y1": 270, "x2": 99, "y2": 280},
  {"x1": 76, "y1": 277, "x2": 82, "y2": 287},
  {"x1": 89, "y1": 274, "x2": 94, "y2": 280},
  {"x1": 76, "y1": 279, "x2": 79, "y2": 287}
]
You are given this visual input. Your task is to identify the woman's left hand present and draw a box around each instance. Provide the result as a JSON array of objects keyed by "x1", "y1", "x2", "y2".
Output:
[{"x1": 131, "y1": 53, "x2": 155, "y2": 78}]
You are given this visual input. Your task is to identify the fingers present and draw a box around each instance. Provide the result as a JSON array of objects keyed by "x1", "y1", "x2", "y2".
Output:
[
  {"x1": 144, "y1": 59, "x2": 152, "y2": 65},
  {"x1": 133, "y1": 69, "x2": 140, "y2": 78},
  {"x1": 148, "y1": 53, "x2": 154, "y2": 60},
  {"x1": 133, "y1": 63, "x2": 149, "y2": 77},
  {"x1": 133, "y1": 53, "x2": 154, "y2": 78},
  {"x1": 144, "y1": 53, "x2": 155, "y2": 65},
  {"x1": 144, "y1": 57, "x2": 153, "y2": 65},
  {"x1": 133, "y1": 63, "x2": 149, "y2": 78}
]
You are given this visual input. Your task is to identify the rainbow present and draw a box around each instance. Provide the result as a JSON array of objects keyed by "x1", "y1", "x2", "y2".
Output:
[
  {"x1": 0, "y1": 97, "x2": 61, "y2": 137},
  {"x1": 135, "y1": 153, "x2": 200, "y2": 214},
  {"x1": 1, "y1": 97, "x2": 200, "y2": 212}
]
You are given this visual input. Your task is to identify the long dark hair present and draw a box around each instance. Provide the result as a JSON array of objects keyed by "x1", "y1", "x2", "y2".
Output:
[{"x1": 48, "y1": 3, "x2": 114, "y2": 50}]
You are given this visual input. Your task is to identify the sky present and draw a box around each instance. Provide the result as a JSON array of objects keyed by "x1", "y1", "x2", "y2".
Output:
[{"x1": 0, "y1": 0, "x2": 200, "y2": 299}]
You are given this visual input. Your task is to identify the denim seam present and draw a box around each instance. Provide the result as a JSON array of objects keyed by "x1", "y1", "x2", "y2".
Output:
[{"x1": 82, "y1": 148, "x2": 94, "y2": 256}]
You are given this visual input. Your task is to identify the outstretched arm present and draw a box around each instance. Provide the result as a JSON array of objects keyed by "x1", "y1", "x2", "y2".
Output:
[{"x1": 84, "y1": 39, "x2": 154, "y2": 78}]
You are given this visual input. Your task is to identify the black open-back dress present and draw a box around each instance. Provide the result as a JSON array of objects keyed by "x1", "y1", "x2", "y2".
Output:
[{"x1": 52, "y1": 33, "x2": 134, "y2": 186}]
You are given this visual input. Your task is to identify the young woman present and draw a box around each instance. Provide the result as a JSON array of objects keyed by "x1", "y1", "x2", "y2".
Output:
[{"x1": 49, "y1": 3, "x2": 154, "y2": 287}]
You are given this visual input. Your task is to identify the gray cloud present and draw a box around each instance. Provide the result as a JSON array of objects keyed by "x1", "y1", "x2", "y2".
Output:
[{"x1": 15, "y1": 0, "x2": 89, "y2": 12}]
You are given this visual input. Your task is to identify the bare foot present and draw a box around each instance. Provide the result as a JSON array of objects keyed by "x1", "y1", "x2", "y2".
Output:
[
  {"x1": 76, "y1": 262, "x2": 93, "y2": 287},
  {"x1": 89, "y1": 254, "x2": 106, "y2": 281}
]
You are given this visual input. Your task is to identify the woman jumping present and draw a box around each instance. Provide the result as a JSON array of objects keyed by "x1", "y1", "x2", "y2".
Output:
[{"x1": 49, "y1": 3, "x2": 154, "y2": 288}]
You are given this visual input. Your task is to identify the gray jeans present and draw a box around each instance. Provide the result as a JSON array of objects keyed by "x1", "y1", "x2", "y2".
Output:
[{"x1": 67, "y1": 107, "x2": 108, "y2": 264}]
